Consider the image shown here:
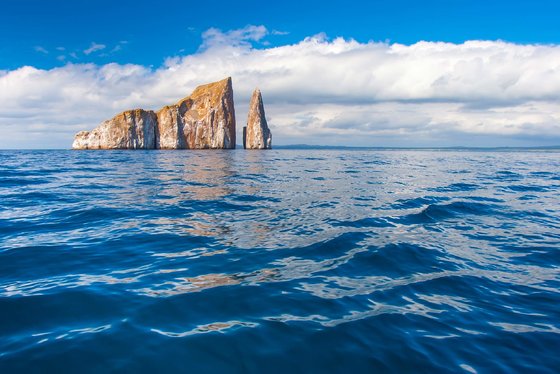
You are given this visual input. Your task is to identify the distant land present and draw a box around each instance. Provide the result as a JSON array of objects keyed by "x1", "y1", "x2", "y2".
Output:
[{"x1": 269, "y1": 144, "x2": 560, "y2": 151}]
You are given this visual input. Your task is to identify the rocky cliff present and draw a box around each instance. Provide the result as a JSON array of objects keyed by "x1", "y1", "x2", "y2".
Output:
[
  {"x1": 72, "y1": 77, "x2": 236, "y2": 149},
  {"x1": 72, "y1": 109, "x2": 158, "y2": 150},
  {"x1": 243, "y1": 89, "x2": 272, "y2": 149}
]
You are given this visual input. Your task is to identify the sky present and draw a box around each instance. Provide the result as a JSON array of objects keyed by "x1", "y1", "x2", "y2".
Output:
[{"x1": 1, "y1": 0, "x2": 560, "y2": 148}]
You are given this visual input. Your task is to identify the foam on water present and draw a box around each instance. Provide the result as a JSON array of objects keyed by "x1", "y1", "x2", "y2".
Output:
[{"x1": 0, "y1": 149, "x2": 559, "y2": 372}]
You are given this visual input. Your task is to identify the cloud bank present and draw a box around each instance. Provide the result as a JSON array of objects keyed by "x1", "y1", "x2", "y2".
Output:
[{"x1": 1, "y1": 25, "x2": 560, "y2": 148}]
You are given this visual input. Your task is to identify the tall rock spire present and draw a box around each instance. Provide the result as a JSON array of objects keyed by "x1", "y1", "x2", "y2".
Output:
[{"x1": 243, "y1": 88, "x2": 272, "y2": 149}]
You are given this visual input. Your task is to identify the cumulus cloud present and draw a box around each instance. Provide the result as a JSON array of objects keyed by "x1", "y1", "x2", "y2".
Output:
[
  {"x1": 2, "y1": 25, "x2": 560, "y2": 148},
  {"x1": 83, "y1": 42, "x2": 106, "y2": 55}
]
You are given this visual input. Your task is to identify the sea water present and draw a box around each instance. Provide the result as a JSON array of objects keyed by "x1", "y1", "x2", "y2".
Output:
[{"x1": 0, "y1": 149, "x2": 559, "y2": 372}]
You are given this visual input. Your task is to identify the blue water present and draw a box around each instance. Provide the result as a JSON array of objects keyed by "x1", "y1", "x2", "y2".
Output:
[{"x1": 1, "y1": 149, "x2": 559, "y2": 373}]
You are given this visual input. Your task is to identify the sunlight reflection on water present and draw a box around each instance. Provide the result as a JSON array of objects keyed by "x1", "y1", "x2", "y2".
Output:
[{"x1": 0, "y1": 149, "x2": 559, "y2": 372}]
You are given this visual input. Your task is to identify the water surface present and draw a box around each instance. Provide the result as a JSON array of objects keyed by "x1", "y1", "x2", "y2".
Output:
[{"x1": 1, "y1": 149, "x2": 559, "y2": 372}]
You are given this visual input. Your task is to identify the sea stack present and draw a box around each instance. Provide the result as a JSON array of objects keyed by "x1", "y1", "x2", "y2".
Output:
[
  {"x1": 72, "y1": 77, "x2": 236, "y2": 149},
  {"x1": 72, "y1": 110, "x2": 158, "y2": 150},
  {"x1": 243, "y1": 89, "x2": 272, "y2": 149}
]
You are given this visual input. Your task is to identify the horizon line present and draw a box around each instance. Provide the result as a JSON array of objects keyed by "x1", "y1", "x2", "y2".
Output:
[{"x1": 2, "y1": 145, "x2": 560, "y2": 151}]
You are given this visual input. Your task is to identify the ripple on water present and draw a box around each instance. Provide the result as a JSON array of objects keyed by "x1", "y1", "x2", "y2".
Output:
[{"x1": 0, "y1": 149, "x2": 559, "y2": 373}]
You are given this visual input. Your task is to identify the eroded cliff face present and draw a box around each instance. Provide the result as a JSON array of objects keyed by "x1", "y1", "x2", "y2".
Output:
[
  {"x1": 243, "y1": 89, "x2": 272, "y2": 149},
  {"x1": 72, "y1": 109, "x2": 157, "y2": 149},
  {"x1": 72, "y1": 77, "x2": 236, "y2": 149},
  {"x1": 157, "y1": 77, "x2": 236, "y2": 149}
]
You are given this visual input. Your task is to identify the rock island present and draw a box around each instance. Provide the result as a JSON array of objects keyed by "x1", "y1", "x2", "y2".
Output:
[
  {"x1": 243, "y1": 89, "x2": 272, "y2": 150},
  {"x1": 72, "y1": 77, "x2": 272, "y2": 150}
]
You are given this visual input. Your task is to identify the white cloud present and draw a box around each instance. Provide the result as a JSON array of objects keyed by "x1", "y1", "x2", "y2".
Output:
[
  {"x1": 200, "y1": 25, "x2": 269, "y2": 50},
  {"x1": 34, "y1": 46, "x2": 48, "y2": 54},
  {"x1": 110, "y1": 41, "x2": 129, "y2": 53},
  {"x1": 2, "y1": 26, "x2": 560, "y2": 148},
  {"x1": 83, "y1": 42, "x2": 106, "y2": 55}
]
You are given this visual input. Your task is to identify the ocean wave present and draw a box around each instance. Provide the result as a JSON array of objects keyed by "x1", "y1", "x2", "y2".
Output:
[{"x1": 1, "y1": 149, "x2": 559, "y2": 372}]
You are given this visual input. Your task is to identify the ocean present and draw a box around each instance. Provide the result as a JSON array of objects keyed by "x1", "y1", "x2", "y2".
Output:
[{"x1": 0, "y1": 149, "x2": 559, "y2": 373}]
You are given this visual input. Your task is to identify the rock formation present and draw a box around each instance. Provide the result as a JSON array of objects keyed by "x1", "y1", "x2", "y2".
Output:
[
  {"x1": 243, "y1": 89, "x2": 272, "y2": 149},
  {"x1": 157, "y1": 77, "x2": 236, "y2": 149},
  {"x1": 72, "y1": 77, "x2": 236, "y2": 149},
  {"x1": 72, "y1": 110, "x2": 157, "y2": 150}
]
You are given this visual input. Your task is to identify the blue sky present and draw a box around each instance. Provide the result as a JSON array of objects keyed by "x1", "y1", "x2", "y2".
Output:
[
  {"x1": 1, "y1": 0, "x2": 560, "y2": 148},
  {"x1": 3, "y1": 0, "x2": 559, "y2": 70}
]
